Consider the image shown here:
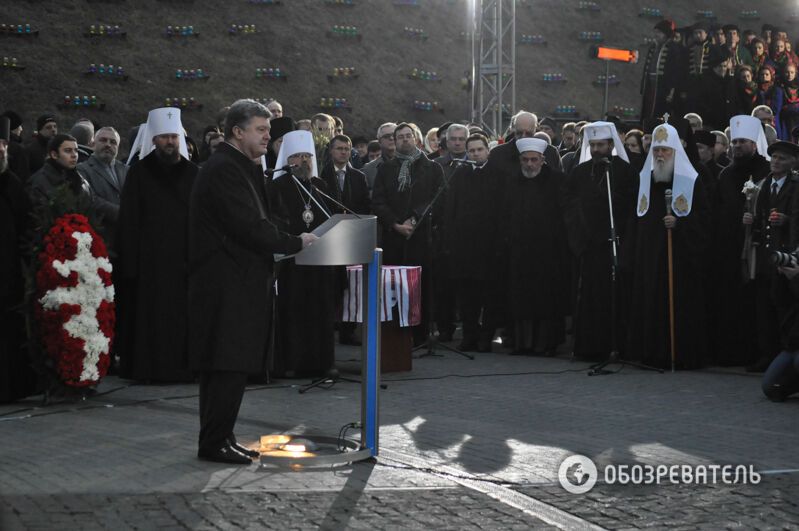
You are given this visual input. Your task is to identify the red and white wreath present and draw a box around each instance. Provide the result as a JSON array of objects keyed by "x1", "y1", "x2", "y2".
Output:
[{"x1": 35, "y1": 214, "x2": 115, "y2": 387}]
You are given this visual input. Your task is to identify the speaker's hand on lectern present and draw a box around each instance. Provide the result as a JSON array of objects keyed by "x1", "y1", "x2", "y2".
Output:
[{"x1": 300, "y1": 233, "x2": 319, "y2": 248}]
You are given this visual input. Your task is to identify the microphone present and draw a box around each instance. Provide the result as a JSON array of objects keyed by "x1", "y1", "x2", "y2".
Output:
[
  {"x1": 596, "y1": 157, "x2": 611, "y2": 165},
  {"x1": 664, "y1": 189, "x2": 673, "y2": 216},
  {"x1": 264, "y1": 164, "x2": 296, "y2": 175}
]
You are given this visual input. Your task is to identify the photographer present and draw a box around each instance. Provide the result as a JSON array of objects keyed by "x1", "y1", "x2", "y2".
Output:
[
  {"x1": 742, "y1": 141, "x2": 798, "y2": 372},
  {"x1": 764, "y1": 256, "x2": 799, "y2": 402}
]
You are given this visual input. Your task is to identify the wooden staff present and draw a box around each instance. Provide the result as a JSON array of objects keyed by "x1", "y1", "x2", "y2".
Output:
[{"x1": 665, "y1": 189, "x2": 676, "y2": 373}]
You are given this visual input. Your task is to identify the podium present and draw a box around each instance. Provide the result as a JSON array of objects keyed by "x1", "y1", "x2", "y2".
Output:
[{"x1": 262, "y1": 214, "x2": 383, "y2": 465}]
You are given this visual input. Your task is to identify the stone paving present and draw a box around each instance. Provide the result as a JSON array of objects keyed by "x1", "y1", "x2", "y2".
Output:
[{"x1": 0, "y1": 342, "x2": 798, "y2": 529}]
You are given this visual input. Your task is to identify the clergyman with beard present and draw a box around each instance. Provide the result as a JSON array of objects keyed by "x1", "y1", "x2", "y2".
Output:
[
  {"x1": 372, "y1": 122, "x2": 445, "y2": 345},
  {"x1": 626, "y1": 123, "x2": 711, "y2": 370},
  {"x1": 270, "y1": 130, "x2": 339, "y2": 378},
  {"x1": 561, "y1": 122, "x2": 637, "y2": 361},
  {"x1": 116, "y1": 108, "x2": 198, "y2": 383},
  {"x1": 711, "y1": 115, "x2": 771, "y2": 366},
  {"x1": 501, "y1": 138, "x2": 569, "y2": 356},
  {"x1": 78, "y1": 127, "x2": 128, "y2": 256}
]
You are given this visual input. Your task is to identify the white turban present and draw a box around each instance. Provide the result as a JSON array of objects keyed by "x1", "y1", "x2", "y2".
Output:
[
  {"x1": 579, "y1": 121, "x2": 629, "y2": 164},
  {"x1": 637, "y1": 123, "x2": 698, "y2": 217},
  {"x1": 264, "y1": 129, "x2": 318, "y2": 179},
  {"x1": 729, "y1": 114, "x2": 770, "y2": 161},
  {"x1": 516, "y1": 137, "x2": 548, "y2": 154},
  {"x1": 126, "y1": 107, "x2": 189, "y2": 164}
]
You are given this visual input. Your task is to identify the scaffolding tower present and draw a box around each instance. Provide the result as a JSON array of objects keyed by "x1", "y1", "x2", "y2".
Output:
[{"x1": 471, "y1": 0, "x2": 516, "y2": 137}]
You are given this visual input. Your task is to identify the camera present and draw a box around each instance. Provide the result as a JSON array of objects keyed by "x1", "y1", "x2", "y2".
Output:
[{"x1": 770, "y1": 250, "x2": 799, "y2": 267}]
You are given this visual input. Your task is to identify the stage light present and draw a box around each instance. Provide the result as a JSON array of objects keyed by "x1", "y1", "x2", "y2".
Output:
[
  {"x1": 591, "y1": 45, "x2": 639, "y2": 63},
  {"x1": 281, "y1": 438, "x2": 318, "y2": 453},
  {"x1": 260, "y1": 434, "x2": 292, "y2": 451}
]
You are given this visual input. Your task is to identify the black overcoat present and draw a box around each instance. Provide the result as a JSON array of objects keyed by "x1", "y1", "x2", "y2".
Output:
[
  {"x1": 371, "y1": 155, "x2": 444, "y2": 266},
  {"x1": 187, "y1": 143, "x2": 301, "y2": 374}
]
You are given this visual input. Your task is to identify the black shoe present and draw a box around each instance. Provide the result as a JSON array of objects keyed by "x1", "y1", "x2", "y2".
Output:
[
  {"x1": 458, "y1": 340, "x2": 478, "y2": 351},
  {"x1": 227, "y1": 438, "x2": 260, "y2": 458},
  {"x1": 339, "y1": 335, "x2": 362, "y2": 346},
  {"x1": 198, "y1": 444, "x2": 253, "y2": 465}
]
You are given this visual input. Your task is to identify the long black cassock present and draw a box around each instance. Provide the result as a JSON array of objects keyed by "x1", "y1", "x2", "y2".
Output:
[
  {"x1": 626, "y1": 178, "x2": 712, "y2": 370},
  {"x1": 271, "y1": 173, "x2": 337, "y2": 378},
  {"x1": 0, "y1": 169, "x2": 36, "y2": 403},
  {"x1": 711, "y1": 154, "x2": 770, "y2": 366},
  {"x1": 116, "y1": 152, "x2": 198, "y2": 382},
  {"x1": 502, "y1": 164, "x2": 570, "y2": 351},
  {"x1": 562, "y1": 157, "x2": 637, "y2": 360}
]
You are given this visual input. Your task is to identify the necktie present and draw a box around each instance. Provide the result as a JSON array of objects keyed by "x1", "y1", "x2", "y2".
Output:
[
  {"x1": 106, "y1": 163, "x2": 119, "y2": 188},
  {"x1": 338, "y1": 170, "x2": 346, "y2": 192}
]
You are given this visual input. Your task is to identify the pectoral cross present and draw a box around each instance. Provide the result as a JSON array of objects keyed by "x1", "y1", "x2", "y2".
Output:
[{"x1": 167, "y1": 112, "x2": 173, "y2": 119}]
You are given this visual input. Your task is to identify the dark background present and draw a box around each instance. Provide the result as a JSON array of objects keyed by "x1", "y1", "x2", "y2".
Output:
[{"x1": 1, "y1": 0, "x2": 793, "y2": 145}]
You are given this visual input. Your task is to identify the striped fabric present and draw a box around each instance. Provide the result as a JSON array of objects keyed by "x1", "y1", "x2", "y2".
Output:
[{"x1": 341, "y1": 266, "x2": 422, "y2": 327}]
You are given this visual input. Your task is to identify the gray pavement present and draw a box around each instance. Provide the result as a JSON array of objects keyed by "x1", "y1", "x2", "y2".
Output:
[{"x1": 1, "y1": 342, "x2": 798, "y2": 529}]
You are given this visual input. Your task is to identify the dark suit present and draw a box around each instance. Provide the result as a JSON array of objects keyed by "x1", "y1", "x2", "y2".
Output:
[
  {"x1": 188, "y1": 142, "x2": 301, "y2": 453},
  {"x1": 320, "y1": 162, "x2": 370, "y2": 215},
  {"x1": 433, "y1": 152, "x2": 467, "y2": 338},
  {"x1": 752, "y1": 172, "x2": 797, "y2": 366},
  {"x1": 78, "y1": 154, "x2": 129, "y2": 255}
]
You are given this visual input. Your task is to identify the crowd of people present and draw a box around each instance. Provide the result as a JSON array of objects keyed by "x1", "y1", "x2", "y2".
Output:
[
  {"x1": 643, "y1": 18, "x2": 799, "y2": 139},
  {"x1": 2, "y1": 18, "x2": 799, "y2": 451}
]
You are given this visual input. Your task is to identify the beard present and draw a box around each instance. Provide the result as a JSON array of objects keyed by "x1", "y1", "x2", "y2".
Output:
[
  {"x1": 293, "y1": 163, "x2": 311, "y2": 181},
  {"x1": 521, "y1": 167, "x2": 540, "y2": 179},
  {"x1": 652, "y1": 157, "x2": 675, "y2": 183},
  {"x1": 155, "y1": 145, "x2": 180, "y2": 164},
  {"x1": 95, "y1": 149, "x2": 116, "y2": 164}
]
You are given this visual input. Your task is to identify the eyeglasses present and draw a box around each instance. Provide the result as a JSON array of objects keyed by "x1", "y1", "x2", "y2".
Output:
[{"x1": 379, "y1": 133, "x2": 394, "y2": 140}]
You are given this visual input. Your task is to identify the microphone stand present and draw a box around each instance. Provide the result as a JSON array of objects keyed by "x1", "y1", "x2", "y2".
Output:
[
  {"x1": 265, "y1": 166, "x2": 333, "y2": 220},
  {"x1": 312, "y1": 185, "x2": 363, "y2": 218},
  {"x1": 588, "y1": 159, "x2": 662, "y2": 376},
  {"x1": 410, "y1": 164, "x2": 474, "y2": 360}
]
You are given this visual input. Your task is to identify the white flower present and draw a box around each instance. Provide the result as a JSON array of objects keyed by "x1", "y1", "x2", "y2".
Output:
[{"x1": 741, "y1": 179, "x2": 759, "y2": 196}]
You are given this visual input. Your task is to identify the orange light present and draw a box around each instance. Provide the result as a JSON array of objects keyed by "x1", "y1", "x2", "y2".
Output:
[{"x1": 595, "y1": 47, "x2": 639, "y2": 63}]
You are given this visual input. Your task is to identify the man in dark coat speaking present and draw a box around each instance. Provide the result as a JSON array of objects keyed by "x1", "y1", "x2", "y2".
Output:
[{"x1": 188, "y1": 100, "x2": 315, "y2": 464}]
